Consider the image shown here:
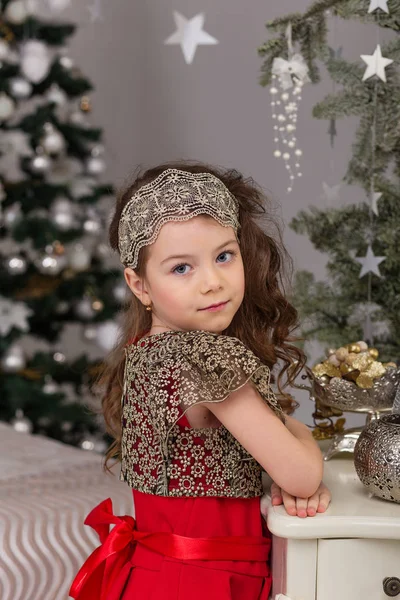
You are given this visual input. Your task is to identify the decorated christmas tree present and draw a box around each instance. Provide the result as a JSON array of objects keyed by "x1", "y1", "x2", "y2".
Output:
[
  {"x1": 258, "y1": 0, "x2": 400, "y2": 363},
  {"x1": 0, "y1": 0, "x2": 124, "y2": 449}
]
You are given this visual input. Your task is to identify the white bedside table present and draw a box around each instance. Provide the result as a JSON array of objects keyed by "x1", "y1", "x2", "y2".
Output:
[{"x1": 265, "y1": 456, "x2": 400, "y2": 600}]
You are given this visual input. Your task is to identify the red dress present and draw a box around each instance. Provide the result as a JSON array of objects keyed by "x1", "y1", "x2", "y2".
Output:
[{"x1": 70, "y1": 331, "x2": 283, "y2": 600}]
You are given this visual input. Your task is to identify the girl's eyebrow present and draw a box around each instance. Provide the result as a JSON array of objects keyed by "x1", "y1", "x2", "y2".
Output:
[{"x1": 160, "y1": 239, "x2": 238, "y2": 265}]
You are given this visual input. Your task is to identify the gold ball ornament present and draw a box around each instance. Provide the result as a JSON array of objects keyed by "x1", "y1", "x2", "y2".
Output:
[
  {"x1": 80, "y1": 96, "x2": 92, "y2": 112},
  {"x1": 349, "y1": 343, "x2": 361, "y2": 354},
  {"x1": 345, "y1": 352, "x2": 359, "y2": 366},
  {"x1": 368, "y1": 348, "x2": 379, "y2": 360}
]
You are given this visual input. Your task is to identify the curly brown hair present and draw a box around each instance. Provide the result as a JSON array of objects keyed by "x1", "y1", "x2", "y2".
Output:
[{"x1": 100, "y1": 161, "x2": 306, "y2": 472}]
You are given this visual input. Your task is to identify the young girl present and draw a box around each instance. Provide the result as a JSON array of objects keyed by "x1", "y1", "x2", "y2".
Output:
[{"x1": 70, "y1": 162, "x2": 331, "y2": 600}]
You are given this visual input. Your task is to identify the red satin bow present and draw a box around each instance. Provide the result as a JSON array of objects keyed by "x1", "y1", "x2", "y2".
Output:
[{"x1": 70, "y1": 498, "x2": 271, "y2": 600}]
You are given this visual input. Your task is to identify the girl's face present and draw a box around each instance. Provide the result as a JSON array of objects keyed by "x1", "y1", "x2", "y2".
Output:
[{"x1": 125, "y1": 216, "x2": 245, "y2": 334}]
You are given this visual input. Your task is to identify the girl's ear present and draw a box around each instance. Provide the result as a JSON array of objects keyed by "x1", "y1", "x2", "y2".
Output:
[{"x1": 124, "y1": 268, "x2": 150, "y2": 306}]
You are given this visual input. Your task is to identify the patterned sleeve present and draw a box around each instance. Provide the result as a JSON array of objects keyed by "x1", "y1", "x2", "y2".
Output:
[{"x1": 147, "y1": 331, "x2": 286, "y2": 424}]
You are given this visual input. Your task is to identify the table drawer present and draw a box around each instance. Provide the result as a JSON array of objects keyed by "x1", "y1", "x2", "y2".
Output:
[{"x1": 317, "y1": 538, "x2": 400, "y2": 600}]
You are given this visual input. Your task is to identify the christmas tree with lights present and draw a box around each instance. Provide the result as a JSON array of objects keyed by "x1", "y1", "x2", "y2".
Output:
[{"x1": 0, "y1": 0, "x2": 124, "y2": 450}]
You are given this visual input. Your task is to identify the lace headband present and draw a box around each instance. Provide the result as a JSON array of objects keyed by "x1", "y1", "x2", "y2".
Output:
[{"x1": 118, "y1": 168, "x2": 240, "y2": 268}]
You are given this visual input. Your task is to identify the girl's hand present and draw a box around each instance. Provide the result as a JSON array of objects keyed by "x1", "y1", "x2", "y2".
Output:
[{"x1": 270, "y1": 481, "x2": 331, "y2": 518}]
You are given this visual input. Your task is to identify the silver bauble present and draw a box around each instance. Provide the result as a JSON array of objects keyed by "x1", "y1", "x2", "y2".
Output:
[
  {"x1": 59, "y1": 54, "x2": 74, "y2": 70},
  {"x1": 3, "y1": 204, "x2": 22, "y2": 228},
  {"x1": 41, "y1": 123, "x2": 65, "y2": 155},
  {"x1": 9, "y1": 77, "x2": 32, "y2": 99},
  {"x1": 0, "y1": 92, "x2": 15, "y2": 121},
  {"x1": 68, "y1": 243, "x2": 91, "y2": 271},
  {"x1": 11, "y1": 409, "x2": 33, "y2": 434},
  {"x1": 2, "y1": 344, "x2": 26, "y2": 372},
  {"x1": 30, "y1": 153, "x2": 52, "y2": 174},
  {"x1": 46, "y1": 84, "x2": 67, "y2": 106},
  {"x1": 4, "y1": 0, "x2": 35, "y2": 24},
  {"x1": 75, "y1": 297, "x2": 96, "y2": 320},
  {"x1": 53, "y1": 351, "x2": 66, "y2": 363},
  {"x1": 86, "y1": 156, "x2": 105, "y2": 176},
  {"x1": 83, "y1": 210, "x2": 102, "y2": 235},
  {"x1": 0, "y1": 39, "x2": 9, "y2": 61},
  {"x1": 35, "y1": 250, "x2": 66, "y2": 275},
  {"x1": 80, "y1": 433, "x2": 107, "y2": 453},
  {"x1": 83, "y1": 325, "x2": 98, "y2": 341},
  {"x1": 70, "y1": 177, "x2": 95, "y2": 198},
  {"x1": 50, "y1": 197, "x2": 74, "y2": 231},
  {"x1": 21, "y1": 40, "x2": 51, "y2": 84},
  {"x1": 43, "y1": 376, "x2": 59, "y2": 394},
  {"x1": 5, "y1": 255, "x2": 27, "y2": 275},
  {"x1": 112, "y1": 280, "x2": 129, "y2": 303}
]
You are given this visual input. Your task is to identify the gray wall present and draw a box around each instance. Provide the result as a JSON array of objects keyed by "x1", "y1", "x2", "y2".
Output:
[{"x1": 56, "y1": 0, "x2": 391, "y2": 426}]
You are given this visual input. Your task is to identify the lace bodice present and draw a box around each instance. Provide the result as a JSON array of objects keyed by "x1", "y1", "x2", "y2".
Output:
[{"x1": 120, "y1": 330, "x2": 285, "y2": 498}]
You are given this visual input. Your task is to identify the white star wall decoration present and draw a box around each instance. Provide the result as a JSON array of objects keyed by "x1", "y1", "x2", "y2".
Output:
[
  {"x1": 165, "y1": 12, "x2": 218, "y2": 65},
  {"x1": 368, "y1": 0, "x2": 390, "y2": 13},
  {"x1": 356, "y1": 245, "x2": 386, "y2": 278},
  {"x1": 361, "y1": 44, "x2": 393, "y2": 82}
]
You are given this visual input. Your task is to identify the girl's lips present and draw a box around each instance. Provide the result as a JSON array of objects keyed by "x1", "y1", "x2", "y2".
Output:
[{"x1": 200, "y1": 301, "x2": 228, "y2": 312}]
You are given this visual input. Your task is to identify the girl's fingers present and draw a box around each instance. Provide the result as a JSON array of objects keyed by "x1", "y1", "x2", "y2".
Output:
[
  {"x1": 270, "y1": 482, "x2": 283, "y2": 505},
  {"x1": 295, "y1": 496, "x2": 309, "y2": 519},
  {"x1": 281, "y1": 490, "x2": 297, "y2": 516}
]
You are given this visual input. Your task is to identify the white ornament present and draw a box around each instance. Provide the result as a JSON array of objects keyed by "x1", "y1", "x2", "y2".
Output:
[
  {"x1": 68, "y1": 243, "x2": 91, "y2": 271},
  {"x1": 41, "y1": 123, "x2": 65, "y2": 155},
  {"x1": 371, "y1": 191, "x2": 382, "y2": 216},
  {"x1": 0, "y1": 297, "x2": 33, "y2": 335},
  {"x1": 46, "y1": 84, "x2": 67, "y2": 106},
  {"x1": 5, "y1": 0, "x2": 37, "y2": 24},
  {"x1": 272, "y1": 53, "x2": 311, "y2": 90},
  {"x1": 21, "y1": 41, "x2": 52, "y2": 84},
  {"x1": 47, "y1": 0, "x2": 71, "y2": 11},
  {"x1": 30, "y1": 152, "x2": 52, "y2": 174},
  {"x1": 356, "y1": 245, "x2": 386, "y2": 278},
  {"x1": 96, "y1": 321, "x2": 120, "y2": 351},
  {"x1": 0, "y1": 93, "x2": 15, "y2": 121},
  {"x1": 274, "y1": 150, "x2": 282, "y2": 158},
  {"x1": 361, "y1": 44, "x2": 393, "y2": 83},
  {"x1": 368, "y1": 0, "x2": 389, "y2": 13},
  {"x1": 11, "y1": 409, "x2": 32, "y2": 433},
  {"x1": 0, "y1": 39, "x2": 10, "y2": 60},
  {"x1": 47, "y1": 156, "x2": 82, "y2": 184},
  {"x1": 9, "y1": 77, "x2": 32, "y2": 99},
  {"x1": 165, "y1": 12, "x2": 218, "y2": 65},
  {"x1": 51, "y1": 197, "x2": 75, "y2": 230},
  {"x1": 86, "y1": 155, "x2": 105, "y2": 175},
  {"x1": 70, "y1": 177, "x2": 95, "y2": 198}
]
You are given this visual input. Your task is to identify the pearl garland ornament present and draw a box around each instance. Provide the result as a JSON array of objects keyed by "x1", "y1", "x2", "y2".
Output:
[
  {"x1": 50, "y1": 197, "x2": 75, "y2": 231},
  {"x1": 0, "y1": 93, "x2": 15, "y2": 121},
  {"x1": 21, "y1": 40, "x2": 52, "y2": 84},
  {"x1": 41, "y1": 123, "x2": 65, "y2": 155},
  {"x1": 11, "y1": 409, "x2": 33, "y2": 434},
  {"x1": 9, "y1": 77, "x2": 32, "y2": 100},
  {"x1": 5, "y1": 255, "x2": 27, "y2": 275},
  {"x1": 1, "y1": 344, "x2": 26, "y2": 373},
  {"x1": 68, "y1": 243, "x2": 91, "y2": 271}
]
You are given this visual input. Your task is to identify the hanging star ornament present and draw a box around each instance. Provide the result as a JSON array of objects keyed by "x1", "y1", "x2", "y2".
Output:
[
  {"x1": 361, "y1": 44, "x2": 393, "y2": 82},
  {"x1": 87, "y1": 0, "x2": 103, "y2": 23},
  {"x1": 322, "y1": 182, "x2": 341, "y2": 206},
  {"x1": 356, "y1": 245, "x2": 386, "y2": 278},
  {"x1": 164, "y1": 12, "x2": 218, "y2": 65},
  {"x1": 368, "y1": 0, "x2": 390, "y2": 13}
]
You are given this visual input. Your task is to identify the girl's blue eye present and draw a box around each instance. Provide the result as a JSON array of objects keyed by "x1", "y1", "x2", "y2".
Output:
[{"x1": 172, "y1": 250, "x2": 236, "y2": 275}]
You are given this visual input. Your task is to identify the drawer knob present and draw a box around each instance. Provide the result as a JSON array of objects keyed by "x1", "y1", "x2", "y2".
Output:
[{"x1": 383, "y1": 577, "x2": 400, "y2": 597}]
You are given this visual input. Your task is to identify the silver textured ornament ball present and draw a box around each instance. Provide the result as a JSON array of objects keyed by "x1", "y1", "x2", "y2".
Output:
[
  {"x1": 2, "y1": 344, "x2": 26, "y2": 372},
  {"x1": 5, "y1": 255, "x2": 27, "y2": 275},
  {"x1": 30, "y1": 152, "x2": 52, "y2": 174},
  {"x1": 86, "y1": 156, "x2": 105, "y2": 176},
  {"x1": 75, "y1": 297, "x2": 96, "y2": 320},
  {"x1": 35, "y1": 250, "x2": 66, "y2": 275},
  {"x1": 9, "y1": 77, "x2": 32, "y2": 99},
  {"x1": 41, "y1": 123, "x2": 65, "y2": 155},
  {"x1": 46, "y1": 84, "x2": 67, "y2": 106},
  {"x1": 50, "y1": 197, "x2": 75, "y2": 231},
  {"x1": 11, "y1": 409, "x2": 33, "y2": 434}
]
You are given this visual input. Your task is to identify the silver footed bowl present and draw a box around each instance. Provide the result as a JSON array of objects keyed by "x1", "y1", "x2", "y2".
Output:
[
  {"x1": 354, "y1": 414, "x2": 400, "y2": 504},
  {"x1": 305, "y1": 366, "x2": 400, "y2": 413}
]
